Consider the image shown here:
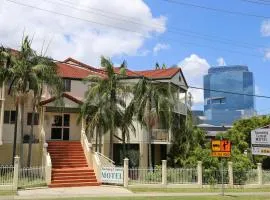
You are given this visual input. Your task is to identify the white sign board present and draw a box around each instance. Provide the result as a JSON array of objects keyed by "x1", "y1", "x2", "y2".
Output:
[
  {"x1": 101, "y1": 167, "x2": 124, "y2": 184},
  {"x1": 251, "y1": 128, "x2": 270, "y2": 156},
  {"x1": 252, "y1": 147, "x2": 270, "y2": 156},
  {"x1": 251, "y1": 129, "x2": 270, "y2": 145}
]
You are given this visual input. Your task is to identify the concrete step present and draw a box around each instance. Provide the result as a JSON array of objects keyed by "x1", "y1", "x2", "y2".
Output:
[
  {"x1": 52, "y1": 178, "x2": 97, "y2": 184},
  {"x1": 49, "y1": 182, "x2": 101, "y2": 188}
]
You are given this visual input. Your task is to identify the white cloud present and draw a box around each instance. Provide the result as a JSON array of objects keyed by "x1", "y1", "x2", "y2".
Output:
[
  {"x1": 263, "y1": 49, "x2": 270, "y2": 60},
  {"x1": 261, "y1": 20, "x2": 270, "y2": 37},
  {"x1": 0, "y1": 0, "x2": 166, "y2": 65},
  {"x1": 153, "y1": 43, "x2": 170, "y2": 55},
  {"x1": 216, "y1": 57, "x2": 226, "y2": 66},
  {"x1": 178, "y1": 54, "x2": 210, "y2": 105}
]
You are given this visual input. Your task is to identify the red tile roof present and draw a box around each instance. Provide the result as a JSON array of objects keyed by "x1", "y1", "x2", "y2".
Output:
[
  {"x1": 134, "y1": 68, "x2": 181, "y2": 79},
  {"x1": 56, "y1": 62, "x2": 106, "y2": 79}
]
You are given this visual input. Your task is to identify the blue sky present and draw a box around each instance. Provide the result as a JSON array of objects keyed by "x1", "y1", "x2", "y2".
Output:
[
  {"x1": 112, "y1": 0, "x2": 270, "y2": 113},
  {"x1": 0, "y1": 0, "x2": 269, "y2": 113}
]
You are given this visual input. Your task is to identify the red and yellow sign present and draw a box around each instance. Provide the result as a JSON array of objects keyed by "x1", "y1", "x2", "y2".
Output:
[{"x1": 211, "y1": 140, "x2": 231, "y2": 157}]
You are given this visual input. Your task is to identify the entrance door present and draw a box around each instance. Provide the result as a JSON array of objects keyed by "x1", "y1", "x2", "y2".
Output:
[{"x1": 51, "y1": 114, "x2": 70, "y2": 140}]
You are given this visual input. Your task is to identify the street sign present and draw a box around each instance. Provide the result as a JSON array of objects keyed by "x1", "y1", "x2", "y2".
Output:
[
  {"x1": 211, "y1": 139, "x2": 231, "y2": 157},
  {"x1": 251, "y1": 128, "x2": 270, "y2": 156}
]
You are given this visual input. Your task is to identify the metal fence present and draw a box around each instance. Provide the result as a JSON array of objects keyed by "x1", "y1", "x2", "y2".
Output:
[
  {"x1": 263, "y1": 170, "x2": 270, "y2": 184},
  {"x1": 0, "y1": 165, "x2": 14, "y2": 185},
  {"x1": 129, "y1": 168, "x2": 162, "y2": 184},
  {"x1": 18, "y1": 167, "x2": 46, "y2": 189},
  {"x1": 234, "y1": 169, "x2": 257, "y2": 185},
  {"x1": 167, "y1": 168, "x2": 197, "y2": 184},
  {"x1": 203, "y1": 169, "x2": 229, "y2": 185}
]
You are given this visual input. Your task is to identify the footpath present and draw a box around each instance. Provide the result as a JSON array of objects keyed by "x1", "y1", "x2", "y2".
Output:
[{"x1": 1, "y1": 186, "x2": 270, "y2": 199}]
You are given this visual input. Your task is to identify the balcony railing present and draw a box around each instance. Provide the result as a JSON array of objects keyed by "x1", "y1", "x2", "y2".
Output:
[
  {"x1": 174, "y1": 100, "x2": 187, "y2": 115},
  {"x1": 151, "y1": 129, "x2": 169, "y2": 143}
]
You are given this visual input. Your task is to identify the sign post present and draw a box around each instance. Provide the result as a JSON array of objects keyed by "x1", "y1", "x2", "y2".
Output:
[{"x1": 211, "y1": 139, "x2": 231, "y2": 196}]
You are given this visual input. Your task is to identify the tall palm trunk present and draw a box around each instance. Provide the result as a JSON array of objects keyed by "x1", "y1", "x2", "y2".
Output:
[
  {"x1": 109, "y1": 87, "x2": 116, "y2": 160},
  {"x1": 20, "y1": 97, "x2": 25, "y2": 166},
  {"x1": 12, "y1": 103, "x2": 19, "y2": 165},
  {"x1": 148, "y1": 96, "x2": 153, "y2": 169},
  {"x1": 27, "y1": 103, "x2": 35, "y2": 167},
  {"x1": 122, "y1": 130, "x2": 126, "y2": 159},
  {"x1": 98, "y1": 127, "x2": 102, "y2": 153},
  {"x1": 95, "y1": 127, "x2": 98, "y2": 152}
]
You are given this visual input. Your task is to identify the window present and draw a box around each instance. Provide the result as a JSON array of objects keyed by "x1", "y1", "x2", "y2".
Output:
[
  {"x1": 212, "y1": 98, "x2": 226, "y2": 104},
  {"x1": 27, "y1": 113, "x2": 39, "y2": 125},
  {"x1": 63, "y1": 79, "x2": 71, "y2": 92},
  {"x1": 4, "y1": 110, "x2": 16, "y2": 124}
]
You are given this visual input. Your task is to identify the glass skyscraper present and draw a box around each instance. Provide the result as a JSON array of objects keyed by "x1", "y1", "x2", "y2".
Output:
[{"x1": 204, "y1": 65, "x2": 255, "y2": 126}]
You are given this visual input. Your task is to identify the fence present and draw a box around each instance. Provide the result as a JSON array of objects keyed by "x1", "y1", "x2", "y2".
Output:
[
  {"x1": 18, "y1": 167, "x2": 46, "y2": 189},
  {"x1": 263, "y1": 170, "x2": 270, "y2": 184},
  {"x1": 203, "y1": 169, "x2": 229, "y2": 185},
  {"x1": 123, "y1": 160, "x2": 269, "y2": 188},
  {"x1": 0, "y1": 165, "x2": 14, "y2": 186},
  {"x1": 129, "y1": 168, "x2": 162, "y2": 184},
  {"x1": 167, "y1": 168, "x2": 197, "y2": 184},
  {"x1": 0, "y1": 156, "x2": 47, "y2": 191}
]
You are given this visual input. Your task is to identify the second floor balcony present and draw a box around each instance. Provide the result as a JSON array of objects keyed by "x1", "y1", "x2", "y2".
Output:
[
  {"x1": 174, "y1": 100, "x2": 187, "y2": 115},
  {"x1": 151, "y1": 129, "x2": 169, "y2": 143}
]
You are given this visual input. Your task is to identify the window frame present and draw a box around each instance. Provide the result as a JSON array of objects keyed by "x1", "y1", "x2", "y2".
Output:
[
  {"x1": 63, "y1": 79, "x2": 71, "y2": 92},
  {"x1": 4, "y1": 110, "x2": 16, "y2": 124}
]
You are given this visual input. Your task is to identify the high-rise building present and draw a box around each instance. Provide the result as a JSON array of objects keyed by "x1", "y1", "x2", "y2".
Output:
[{"x1": 204, "y1": 65, "x2": 255, "y2": 126}]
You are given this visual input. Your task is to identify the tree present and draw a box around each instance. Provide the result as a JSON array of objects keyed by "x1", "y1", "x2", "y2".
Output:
[
  {"x1": 218, "y1": 116, "x2": 270, "y2": 168},
  {"x1": 26, "y1": 53, "x2": 62, "y2": 167},
  {"x1": 79, "y1": 89, "x2": 110, "y2": 152},
  {"x1": 80, "y1": 57, "x2": 128, "y2": 159},
  {"x1": 0, "y1": 47, "x2": 16, "y2": 164},
  {"x1": 116, "y1": 100, "x2": 136, "y2": 158},
  {"x1": 133, "y1": 78, "x2": 174, "y2": 168},
  {"x1": 3, "y1": 37, "x2": 62, "y2": 166},
  {"x1": 168, "y1": 112, "x2": 206, "y2": 167},
  {"x1": 155, "y1": 62, "x2": 160, "y2": 69},
  {"x1": 161, "y1": 63, "x2": 167, "y2": 69}
]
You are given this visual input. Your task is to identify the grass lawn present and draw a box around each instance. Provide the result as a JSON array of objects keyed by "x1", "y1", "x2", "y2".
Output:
[
  {"x1": 129, "y1": 187, "x2": 270, "y2": 193},
  {"x1": 19, "y1": 196, "x2": 270, "y2": 200},
  {"x1": 0, "y1": 190, "x2": 16, "y2": 196}
]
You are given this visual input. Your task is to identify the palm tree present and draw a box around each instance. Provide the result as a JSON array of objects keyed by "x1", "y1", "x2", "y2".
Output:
[
  {"x1": 116, "y1": 100, "x2": 136, "y2": 159},
  {"x1": 133, "y1": 78, "x2": 174, "y2": 169},
  {"x1": 26, "y1": 55, "x2": 62, "y2": 167},
  {"x1": 80, "y1": 56, "x2": 127, "y2": 159},
  {"x1": 79, "y1": 91, "x2": 110, "y2": 152},
  {"x1": 0, "y1": 47, "x2": 16, "y2": 164},
  {"x1": 5, "y1": 36, "x2": 62, "y2": 166}
]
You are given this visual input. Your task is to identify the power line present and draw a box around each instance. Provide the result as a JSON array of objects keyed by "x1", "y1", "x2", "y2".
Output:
[
  {"x1": 48, "y1": 0, "x2": 266, "y2": 50},
  {"x1": 161, "y1": 0, "x2": 270, "y2": 19},
  {"x1": 4, "y1": 0, "x2": 264, "y2": 58},
  {"x1": 240, "y1": 0, "x2": 270, "y2": 5}
]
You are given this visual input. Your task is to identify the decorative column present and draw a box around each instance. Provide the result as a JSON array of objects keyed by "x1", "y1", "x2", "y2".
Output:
[
  {"x1": 162, "y1": 160, "x2": 167, "y2": 186},
  {"x1": 257, "y1": 163, "x2": 263, "y2": 186},
  {"x1": 197, "y1": 161, "x2": 203, "y2": 187},
  {"x1": 123, "y1": 158, "x2": 129, "y2": 188},
  {"x1": 13, "y1": 156, "x2": 20, "y2": 190},
  {"x1": 228, "y1": 161, "x2": 233, "y2": 187}
]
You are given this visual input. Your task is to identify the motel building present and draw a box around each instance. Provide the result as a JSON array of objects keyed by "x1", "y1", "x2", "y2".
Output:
[{"x1": 0, "y1": 57, "x2": 189, "y2": 187}]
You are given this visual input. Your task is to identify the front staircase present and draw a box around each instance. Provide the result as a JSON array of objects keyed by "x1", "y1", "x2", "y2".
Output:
[{"x1": 48, "y1": 141, "x2": 100, "y2": 188}]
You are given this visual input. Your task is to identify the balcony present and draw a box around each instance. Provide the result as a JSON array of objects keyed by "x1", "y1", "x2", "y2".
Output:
[
  {"x1": 174, "y1": 100, "x2": 187, "y2": 115},
  {"x1": 151, "y1": 129, "x2": 169, "y2": 143}
]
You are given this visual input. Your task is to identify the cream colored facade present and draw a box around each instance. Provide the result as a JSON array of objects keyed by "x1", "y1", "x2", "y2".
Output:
[{"x1": 0, "y1": 60, "x2": 188, "y2": 167}]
